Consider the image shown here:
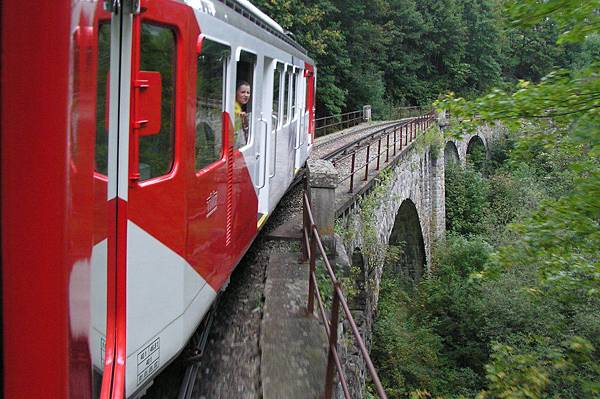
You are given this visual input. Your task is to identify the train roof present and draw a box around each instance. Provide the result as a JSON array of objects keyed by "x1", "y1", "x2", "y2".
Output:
[{"x1": 182, "y1": 0, "x2": 315, "y2": 65}]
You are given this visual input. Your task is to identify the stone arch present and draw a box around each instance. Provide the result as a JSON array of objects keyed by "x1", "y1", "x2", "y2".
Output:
[
  {"x1": 387, "y1": 199, "x2": 426, "y2": 282},
  {"x1": 466, "y1": 135, "x2": 486, "y2": 169},
  {"x1": 444, "y1": 141, "x2": 460, "y2": 165}
]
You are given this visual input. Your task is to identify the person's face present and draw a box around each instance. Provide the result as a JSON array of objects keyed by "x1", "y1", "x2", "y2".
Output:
[{"x1": 236, "y1": 84, "x2": 251, "y2": 105}]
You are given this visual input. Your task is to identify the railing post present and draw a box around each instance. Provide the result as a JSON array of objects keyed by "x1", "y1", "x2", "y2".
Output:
[
  {"x1": 349, "y1": 153, "x2": 356, "y2": 193},
  {"x1": 307, "y1": 159, "x2": 338, "y2": 255},
  {"x1": 307, "y1": 225, "x2": 316, "y2": 315},
  {"x1": 301, "y1": 176, "x2": 309, "y2": 262},
  {"x1": 401, "y1": 125, "x2": 405, "y2": 149},
  {"x1": 386, "y1": 133, "x2": 390, "y2": 163},
  {"x1": 393, "y1": 128, "x2": 397, "y2": 156},
  {"x1": 364, "y1": 144, "x2": 370, "y2": 181},
  {"x1": 324, "y1": 284, "x2": 341, "y2": 399},
  {"x1": 376, "y1": 139, "x2": 382, "y2": 170},
  {"x1": 363, "y1": 105, "x2": 371, "y2": 122}
]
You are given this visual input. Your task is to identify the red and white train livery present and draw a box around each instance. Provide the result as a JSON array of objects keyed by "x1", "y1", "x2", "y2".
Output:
[{"x1": 1, "y1": 0, "x2": 316, "y2": 397}]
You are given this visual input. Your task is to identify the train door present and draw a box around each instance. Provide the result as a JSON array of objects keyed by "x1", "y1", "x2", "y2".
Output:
[
  {"x1": 99, "y1": 1, "x2": 208, "y2": 397},
  {"x1": 256, "y1": 57, "x2": 277, "y2": 225},
  {"x1": 287, "y1": 67, "x2": 298, "y2": 178},
  {"x1": 294, "y1": 67, "x2": 308, "y2": 170},
  {"x1": 125, "y1": 2, "x2": 208, "y2": 397},
  {"x1": 235, "y1": 50, "x2": 267, "y2": 228},
  {"x1": 268, "y1": 63, "x2": 295, "y2": 208},
  {"x1": 187, "y1": 36, "x2": 230, "y2": 298}
]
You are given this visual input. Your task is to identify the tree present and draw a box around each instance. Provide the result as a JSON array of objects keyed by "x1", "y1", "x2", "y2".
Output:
[{"x1": 253, "y1": 0, "x2": 350, "y2": 115}]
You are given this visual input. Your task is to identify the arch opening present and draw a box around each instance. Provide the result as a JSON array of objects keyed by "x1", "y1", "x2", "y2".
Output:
[
  {"x1": 466, "y1": 135, "x2": 486, "y2": 169},
  {"x1": 387, "y1": 199, "x2": 426, "y2": 283},
  {"x1": 444, "y1": 141, "x2": 460, "y2": 165}
]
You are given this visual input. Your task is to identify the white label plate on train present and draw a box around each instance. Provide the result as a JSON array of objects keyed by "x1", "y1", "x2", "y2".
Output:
[{"x1": 137, "y1": 338, "x2": 160, "y2": 385}]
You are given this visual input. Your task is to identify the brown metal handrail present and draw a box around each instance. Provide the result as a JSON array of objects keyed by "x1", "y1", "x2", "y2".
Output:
[
  {"x1": 334, "y1": 112, "x2": 436, "y2": 193},
  {"x1": 389, "y1": 105, "x2": 433, "y2": 120},
  {"x1": 315, "y1": 109, "x2": 365, "y2": 137},
  {"x1": 301, "y1": 178, "x2": 388, "y2": 399}
]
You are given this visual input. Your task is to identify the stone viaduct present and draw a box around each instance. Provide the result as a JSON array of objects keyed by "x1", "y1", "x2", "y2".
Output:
[{"x1": 306, "y1": 116, "x2": 500, "y2": 398}]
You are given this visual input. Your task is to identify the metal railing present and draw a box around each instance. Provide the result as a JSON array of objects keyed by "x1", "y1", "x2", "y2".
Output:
[
  {"x1": 315, "y1": 110, "x2": 366, "y2": 137},
  {"x1": 387, "y1": 105, "x2": 433, "y2": 120},
  {"x1": 334, "y1": 112, "x2": 436, "y2": 193},
  {"x1": 301, "y1": 180, "x2": 388, "y2": 399}
]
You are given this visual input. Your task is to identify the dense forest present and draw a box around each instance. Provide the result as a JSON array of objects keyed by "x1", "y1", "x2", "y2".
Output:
[
  {"x1": 253, "y1": 0, "x2": 599, "y2": 397},
  {"x1": 255, "y1": 0, "x2": 597, "y2": 118}
]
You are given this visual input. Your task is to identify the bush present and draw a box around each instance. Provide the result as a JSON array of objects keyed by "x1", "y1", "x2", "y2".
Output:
[{"x1": 445, "y1": 163, "x2": 489, "y2": 236}]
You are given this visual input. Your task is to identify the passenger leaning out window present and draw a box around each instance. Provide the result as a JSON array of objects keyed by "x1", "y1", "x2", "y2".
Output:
[{"x1": 234, "y1": 81, "x2": 251, "y2": 148}]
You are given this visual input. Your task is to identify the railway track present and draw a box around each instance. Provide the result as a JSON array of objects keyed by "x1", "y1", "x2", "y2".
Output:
[
  {"x1": 288, "y1": 118, "x2": 414, "y2": 191},
  {"x1": 312, "y1": 120, "x2": 402, "y2": 159}
]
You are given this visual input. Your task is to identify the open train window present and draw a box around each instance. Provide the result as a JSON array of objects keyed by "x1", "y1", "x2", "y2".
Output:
[
  {"x1": 234, "y1": 51, "x2": 256, "y2": 149},
  {"x1": 95, "y1": 23, "x2": 111, "y2": 175},
  {"x1": 195, "y1": 39, "x2": 229, "y2": 171},
  {"x1": 283, "y1": 68, "x2": 290, "y2": 125},
  {"x1": 272, "y1": 63, "x2": 283, "y2": 132},
  {"x1": 138, "y1": 23, "x2": 176, "y2": 181}
]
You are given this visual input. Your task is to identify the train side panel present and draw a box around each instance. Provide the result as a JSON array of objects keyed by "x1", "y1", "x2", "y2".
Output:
[
  {"x1": 2, "y1": 1, "x2": 105, "y2": 397},
  {"x1": 1, "y1": 1, "x2": 316, "y2": 397}
]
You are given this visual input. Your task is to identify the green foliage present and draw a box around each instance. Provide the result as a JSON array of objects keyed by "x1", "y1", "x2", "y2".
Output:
[
  {"x1": 416, "y1": 235, "x2": 492, "y2": 371},
  {"x1": 480, "y1": 335, "x2": 600, "y2": 399},
  {"x1": 372, "y1": 234, "x2": 492, "y2": 397},
  {"x1": 357, "y1": 168, "x2": 394, "y2": 268},
  {"x1": 371, "y1": 276, "x2": 446, "y2": 398},
  {"x1": 507, "y1": 0, "x2": 600, "y2": 45},
  {"x1": 253, "y1": 0, "x2": 349, "y2": 115},
  {"x1": 438, "y1": 65, "x2": 600, "y2": 134},
  {"x1": 492, "y1": 170, "x2": 600, "y2": 302},
  {"x1": 445, "y1": 163, "x2": 490, "y2": 236},
  {"x1": 414, "y1": 125, "x2": 444, "y2": 159}
]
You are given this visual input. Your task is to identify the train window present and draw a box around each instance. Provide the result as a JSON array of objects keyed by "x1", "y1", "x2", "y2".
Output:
[
  {"x1": 291, "y1": 71, "x2": 297, "y2": 119},
  {"x1": 283, "y1": 69, "x2": 289, "y2": 124},
  {"x1": 195, "y1": 39, "x2": 229, "y2": 171},
  {"x1": 138, "y1": 23, "x2": 176, "y2": 180},
  {"x1": 95, "y1": 23, "x2": 111, "y2": 175},
  {"x1": 272, "y1": 64, "x2": 283, "y2": 132},
  {"x1": 234, "y1": 51, "x2": 256, "y2": 149}
]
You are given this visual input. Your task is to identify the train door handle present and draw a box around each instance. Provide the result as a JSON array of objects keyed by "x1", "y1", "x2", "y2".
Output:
[
  {"x1": 256, "y1": 116, "x2": 268, "y2": 190},
  {"x1": 293, "y1": 111, "x2": 302, "y2": 150},
  {"x1": 293, "y1": 107, "x2": 305, "y2": 150},
  {"x1": 269, "y1": 128, "x2": 277, "y2": 179},
  {"x1": 300, "y1": 107, "x2": 305, "y2": 146}
]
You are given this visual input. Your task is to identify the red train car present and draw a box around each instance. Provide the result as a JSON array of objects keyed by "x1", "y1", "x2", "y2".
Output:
[{"x1": 1, "y1": 0, "x2": 316, "y2": 397}]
